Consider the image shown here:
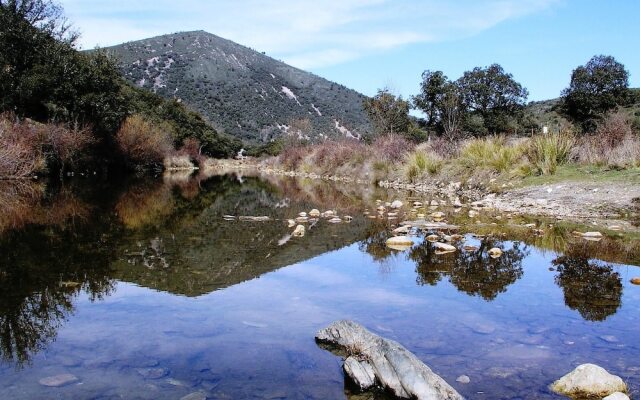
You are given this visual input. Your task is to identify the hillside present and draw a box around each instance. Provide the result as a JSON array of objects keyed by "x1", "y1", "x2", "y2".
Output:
[
  {"x1": 104, "y1": 31, "x2": 371, "y2": 144},
  {"x1": 526, "y1": 88, "x2": 640, "y2": 132}
]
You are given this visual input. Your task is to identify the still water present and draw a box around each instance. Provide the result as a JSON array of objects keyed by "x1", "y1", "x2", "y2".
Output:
[{"x1": 0, "y1": 172, "x2": 638, "y2": 399}]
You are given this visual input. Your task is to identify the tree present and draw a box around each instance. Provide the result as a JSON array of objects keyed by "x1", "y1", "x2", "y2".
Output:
[
  {"x1": 413, "y1": 70, "x2": 449, "y2": 128},
  {"x1": 363, "y1": 88, "x2": 410, "y2": 135},
  {"x1": 561, "y1": 55, "x2": 630, "y2": 131},
  {"x1": 456, "y1": 64, "x2": 528, "y2": 134}
]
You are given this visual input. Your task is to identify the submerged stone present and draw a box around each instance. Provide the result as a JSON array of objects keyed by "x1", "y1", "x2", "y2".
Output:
[{"x1": 38, "y1": 373, "x2": 78, "y2": 387}]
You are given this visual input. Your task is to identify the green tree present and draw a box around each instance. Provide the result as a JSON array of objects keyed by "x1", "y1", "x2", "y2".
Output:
[
  {"x1": 561, "y1": 55, "x2": 630, "y2": 131},
  {"x1": 363, "y1": 88, "x2": 410, "y2": 135},
  {"x1": 456, "y1": 64, "x2": 528, "y2": 134},
  {"x1": 413, "y1": 70, "x2": 449, "y2": 128}
]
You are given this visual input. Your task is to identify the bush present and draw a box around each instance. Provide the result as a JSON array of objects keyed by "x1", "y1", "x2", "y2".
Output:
[
  {"x1": 116, "y1": 115, "x2": 174, "y2": 167},
  {"x1": 371, "y1": 134, "x2": 414, "y2": 162},
  {"x1": 526, "y1": 130, "x2": 576, "y2": 175},
  {"x1": 575, "y1": 112, "x2": 640, "y2": 168},
  {"x1": 312, "y1": 139, "x2": 370, "y2": 172}
]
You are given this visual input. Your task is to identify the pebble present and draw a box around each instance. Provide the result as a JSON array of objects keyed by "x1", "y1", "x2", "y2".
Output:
[
  {"x1": 456, "y1": 375, "x2": 470, "y2": 384},
  {"x1": 38, "y1": 374, "x2": 79, "y2": 387}
]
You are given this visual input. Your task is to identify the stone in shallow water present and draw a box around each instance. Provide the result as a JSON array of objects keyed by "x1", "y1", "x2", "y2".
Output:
[
  {"x1": 180, "y1": 392, "x2": 207, "y2": 400},
  {"x1": 599, "y1": 335, "x2": 619, "y2": 343},
  {"x1": 550, "y1": 363, "x2": 627, "y2": 398},
  {"x1": 603, "y1": 393, "x2": 630, "y2": 400},
  {"x1": 456, "y1": 375, "x2": 470, "y2": 384},
  {"x1": 136, "y1": 367, "x2": 169, "y2": 379},
  {"x1": 38, "y1": 373, "x2": 78, "y2": 387},
  {"x1": 343, "y1": 356, "x2": 376, "y2": 390}
]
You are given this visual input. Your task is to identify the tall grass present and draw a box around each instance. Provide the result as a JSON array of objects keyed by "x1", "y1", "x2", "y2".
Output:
[
  {"x1": 526, "y1": 131, "x2": 576, "y2": 175},
  {"x1": 404, "y1": 150, "x2": 443, "y2": 182},
  {"x1": 457, "y1": 136, "x2": 525, "y2": 174},
  {"x1": 575, "y1": 112, "x2": 640, "y2": 168}
]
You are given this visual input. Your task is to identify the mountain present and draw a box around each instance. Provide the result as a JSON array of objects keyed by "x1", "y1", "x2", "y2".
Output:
[{"x1": 103, "y1": 31, "x2": 371, "y2": 144}]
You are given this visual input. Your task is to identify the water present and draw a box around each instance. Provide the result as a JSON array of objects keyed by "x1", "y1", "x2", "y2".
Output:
[{"x1": 0, "y1": 172, "x2": 639, "y2": 399}]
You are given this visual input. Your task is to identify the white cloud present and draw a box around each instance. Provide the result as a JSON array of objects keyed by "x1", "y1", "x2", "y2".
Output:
[{"x1": 61, "y1": 0, "x2": 559, "y2": 68}]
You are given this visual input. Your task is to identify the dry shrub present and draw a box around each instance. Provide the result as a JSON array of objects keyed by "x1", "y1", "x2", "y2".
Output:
[
  {"x1": 116, "y1": 115, "x2": 174, "y2": 166},
  {"x1": 46, "y1": 124, "x2": 94, "y2": 166},
  {"x1": 177, "y1": 137, "x2": 204, "y2": 165},
  {"x1": 0, "y1": 114, "x2": 46, "y2": 177},
  {"x1": 312, "y1": 139, "x2": 370, "y2": 172},
  {"x1": 371, "y1": 134, "x2": 414, "y2": 162},
  {"x1": 428, "y1": 137, "x2": 460, "y2": 160},
  {"x1": 576, "y1": 112, "x2": 640, "y2": 168},
  {"x1": 278, "y1": 144, "x2": 309, "y2": 170}
]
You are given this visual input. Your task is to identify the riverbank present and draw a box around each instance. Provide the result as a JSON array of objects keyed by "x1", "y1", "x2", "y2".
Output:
[{"x1": 206, "y1": 155, "x2": 640, "y2": 231}]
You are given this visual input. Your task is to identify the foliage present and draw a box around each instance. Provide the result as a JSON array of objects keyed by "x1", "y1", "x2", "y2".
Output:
[
  {"x1": 561, "y1": 55, "x2": 630, "y2": 131},
  {"x1": 116, "y1": 115, "x2": 173, "y2": 168},
  {"x1": 526, "y1": 130, "x2": 576, "y2": 175},
  {"x1": 404, "y1": 150, "x2": 443, "y2": 181},
  {"x1": 575, "y1": 112, "x2": 640, "y2": 168},
  {"x1": 363, "y1": 88, "x2": 411, "y2": 135},
  {"x1": 456, "y1": 64, "x2": 529, "y2": 134}
]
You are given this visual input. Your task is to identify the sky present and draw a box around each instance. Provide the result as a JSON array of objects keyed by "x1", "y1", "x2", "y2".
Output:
[{"x1": 61, "y1": 0, "x2": 639, "y2": 102}]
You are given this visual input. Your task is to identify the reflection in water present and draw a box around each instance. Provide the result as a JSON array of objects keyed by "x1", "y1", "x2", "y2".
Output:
[
  {"x1": 0, "y1": 171, "x2": 638, "y2": 398},
  {"x1": 553, "y1": 243, "x2": 623, "y2": 322},
  {"x1": 410, "y1": 238, "x2": 528, "y2": 301}
]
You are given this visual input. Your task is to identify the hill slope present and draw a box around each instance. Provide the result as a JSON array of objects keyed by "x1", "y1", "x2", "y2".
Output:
[{"x1": 104, "y1": 31, "x2": 371, "y2": 144}]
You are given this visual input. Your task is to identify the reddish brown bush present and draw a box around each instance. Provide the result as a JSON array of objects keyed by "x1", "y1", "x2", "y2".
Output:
[
  {"x1": 177, "y1": 137, "x2": 204, "y2": 164},
  {"x1": 278, "y1": 144, "x2": 309, "y2": 170},
  {"x1": 312, "y1": 139, "x2": 370, "y2": 171},
  {"x1": 0, "y1": 114, "x2": 46, "y2": 177},
  {"x1": 116, "y1": 115, "x2": 174, "y2": 166},
  {"x1": 371, "y1": 134, "x2": 414, "y2": 162}
]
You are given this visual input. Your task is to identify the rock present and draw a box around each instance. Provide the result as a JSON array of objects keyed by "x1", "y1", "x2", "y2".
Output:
[
  {"x1": 344, "y1": 356, "x2": 376, "y2": 390},
  {"x1": 431, "y1": 211, "x2": 445, "y2": 219},
  {"x1": 433, "y1": 242, "x2": 456, "y2": 253},
  {"x1": 453, "y1": 198, "x2": 462, "y2": 208},
  {"x1": 455, "y1": 375, "x2": 470, "y2": 384},
  {"x1": 292, "y1": 225, "x2": 305, "y2": 237},
  {"x1": 295, "y1": 216, "x2": 308, "y2": 223},
  {"x1": 180, "y1": 392, "x2": 208, "y2": 400},
  {"x1": 463, "y1": 245, "x2": 478, "y2": 252},
  {"x1": 630, "y1": 277, "x2": 640, "y2": 285},
  {"x1": 488, "y1": 248, "x2": 503, "y2": 258},
  {"x1": 309, "y1": 209, "x2": 320, "y2": 217},
  {"x1": 603, "y1": 392, "x2": 631, "y2": 400},
  {"x1": 344, "y1": 215, "x2": 353, "y2": 222},
  {"x1": 468, "y1": 210, "x2": 479, "y2": 218},
  {"x1": 391, "y1": 200, "x2": 404, "y2": 209},
  {"x1": 316, "y1": 320, "x2": 463, "y2": 400},
  {"x1": 386, "y1": 236, "x2": 414, "y2": 251},
  {"x1": 39, "y1": 373, "x2": 78, "y2": 387},
  {"x1": 413, "y1": 201, "x2": 423, "y2": 207},
  {"x1": 298, "y1": 212, "x2": 308, "y2": 217},
  {"x1": 287, "y1": 219, "x2": 296, "y2": 227},
  {"x1": 550, "y1": 363, "x2": 627, "y2": 398},
  {"x1": 393, "y1": 226, "x2": 411, "y2": 234},
  {"x1": 328, "y1": 217, "x2": 342, "y2": 224},
  {"x1": 417, "y1": 213, "x2": 426, "y2": 219},
  {"x1": 426, "y1": 234, "x2": 440, "y2": 243}
]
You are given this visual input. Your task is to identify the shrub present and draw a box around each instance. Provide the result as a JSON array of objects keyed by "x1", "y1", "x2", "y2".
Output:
[
  {"x1": 163, "y1": 155, "x2": 195, "y2": 170},
  {"x1": 116, "y1": 115, "x2": 174, "y2": 167},
  {"x1": 278, "y1": 144, "x2": 309, "y2": 170},
  {"x1": 312, "y1": 139, "x2": 370, "y2": 172},
  {"x1": 371, "y1": 134, "x2": 414, "y2": 162},
  {"x1": 575, "y1": 112, "x2": 639, "y2": 168},
  {"x1": 526, "y1": 130, "x2": 576, "y2": 175}
]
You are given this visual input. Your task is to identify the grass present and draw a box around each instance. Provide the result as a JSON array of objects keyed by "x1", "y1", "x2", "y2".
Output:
[
  {"x1": 518, "y1": 164, "x2": 640, "y2": 187},
  {"x1": 456, "y1": 137, "x2": 526, "y2": 174},
  {"x1": 404, "y1": 150, "x2": 443, "y2": 182},
  {"x1": 526, "y1": 130, "x2": 576, "y2": 175}
]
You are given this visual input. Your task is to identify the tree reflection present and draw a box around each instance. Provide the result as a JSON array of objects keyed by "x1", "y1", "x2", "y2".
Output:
[
  {"x1": 0, "y1": 228, "x2": 115, "y2": 367},
  {"x1": 553, "y1": 245, "x2": 622, "y2": 322},
  {"x1": 410, "y1": 238, "x2": 528, "y2": 301}
]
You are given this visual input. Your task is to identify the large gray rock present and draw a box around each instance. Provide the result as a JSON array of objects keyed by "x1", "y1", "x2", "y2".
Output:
[
  {"x1": 316, "y1": 320, "x2": 464, "y2": 400},
  {"x1": 550, "y1": 363, "x2": 627, "y2": 398},
  {"x1": 344, "y1": 356, "x2": 376, "y2": 390},
  {"x1": 603, "y1": 393, "x2": 631, "y2": 400}
]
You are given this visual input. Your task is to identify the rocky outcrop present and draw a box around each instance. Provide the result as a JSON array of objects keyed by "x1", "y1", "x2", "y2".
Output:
[
  {"x1": 550, "y1": 363, "x2": 627, "y2": 399},
  {"x1": 316, "y1": 320, "x2": 464, "y2": 400}
]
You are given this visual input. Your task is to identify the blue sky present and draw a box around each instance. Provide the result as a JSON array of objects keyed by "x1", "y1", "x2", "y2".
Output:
[{"x1": 61, "y1": 0, "x2": 639, "y2": 102}]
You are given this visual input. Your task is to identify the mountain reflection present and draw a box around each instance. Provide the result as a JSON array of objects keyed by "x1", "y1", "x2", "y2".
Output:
[
  {"x1": 409, "y1": 238, "x2": 528, "y2": 301},
  {"x1": 553, "y1": 243, "x2": 623, "y2": 322}
]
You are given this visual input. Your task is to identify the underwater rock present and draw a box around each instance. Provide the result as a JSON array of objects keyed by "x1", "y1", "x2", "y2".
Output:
[
  {"x1": 455, "y1": 375, "x2": 470, "y2": 384},
  {"x1": 433, "y1": 242, "x2": 456, "y2": 253},
  {"x1": 39, "y1": 373, "x2": 78, "y2": 387},
  {"x1": 316, "y1": 320, "x2": 464, "y2": 400},
  {"x1": 550, "y1": 363, "x2": 626, "y2": 398}
]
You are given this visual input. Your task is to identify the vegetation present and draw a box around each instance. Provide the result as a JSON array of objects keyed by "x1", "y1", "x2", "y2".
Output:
[
  {"x1": 363, "y1": 88, "x2": 411, "y2": 136},
  {"x1": 561, "y1": 55, "x2": 631, "y2": 131},
  {"x1": 0, "y1": 0, "x2": 239, "y2": 178},
  {"x1": 105, "y1": 30, "x2": 371, "y2": 144}
]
